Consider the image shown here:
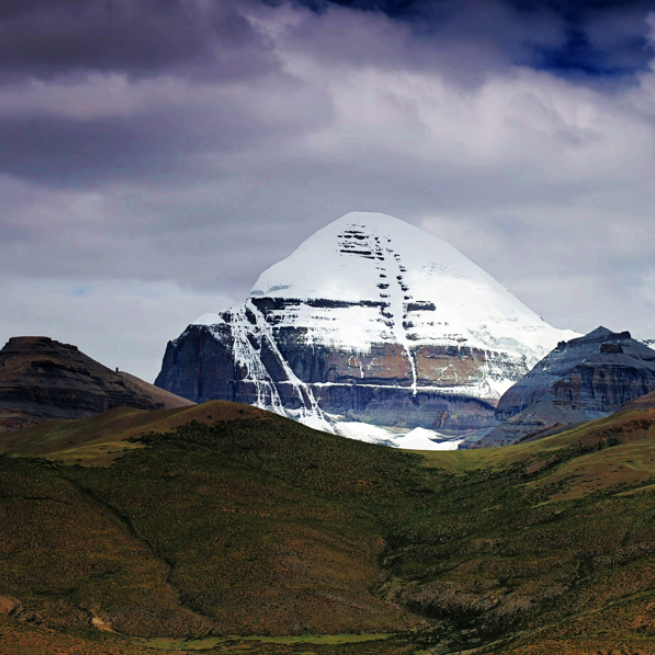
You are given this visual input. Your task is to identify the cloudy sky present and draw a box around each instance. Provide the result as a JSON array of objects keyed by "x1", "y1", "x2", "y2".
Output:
[{"x1": 2, "y1": 0, "x2": 655, "y2": 382}]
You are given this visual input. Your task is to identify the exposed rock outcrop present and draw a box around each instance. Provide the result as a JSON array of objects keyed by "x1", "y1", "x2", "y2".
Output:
[
  {"x1": 477, "y1": 327, "x2": 655, "y2": 446},
  {"x1": 0, "y1": 336, "x2": 193, "y2": 431},
  {"x1": 0, "y1": 595, "x2": 42, "y2": 624},
  {"x1": 156, "y1": 212, "x2": 576, "y2": 439},
  {"x1": 620, "y1": 386, "x2": 655, "y2": 411},
  {"x1": 156, "y1": 317, "x2": 509, "y2": 434}
]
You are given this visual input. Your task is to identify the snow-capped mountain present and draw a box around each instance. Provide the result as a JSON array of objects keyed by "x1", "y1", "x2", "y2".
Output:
[{"x1": 155, "y1": 212, "x2": 578, "y2": 447}]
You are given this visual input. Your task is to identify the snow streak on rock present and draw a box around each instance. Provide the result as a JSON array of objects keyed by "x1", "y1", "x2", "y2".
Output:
[
  {"x1": 246, "y1": 212, "x2": 578, "y2": 398},
  {"x1": 203, "y1": 301, "x2": 333, "y2": 433}
]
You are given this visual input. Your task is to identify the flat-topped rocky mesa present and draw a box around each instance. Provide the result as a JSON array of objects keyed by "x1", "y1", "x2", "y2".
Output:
[
  {"x1": 156, "y1": 212, "x2": 576, "y2": 439},
  {"x1": 477, "y1": 327, "x2": 655, "y2": 447},
  {"x1": 0, "y1": 336, "x2": 193, "y2": 431}
]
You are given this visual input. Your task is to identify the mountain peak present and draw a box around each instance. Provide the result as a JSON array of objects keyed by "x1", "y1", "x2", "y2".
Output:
[
  {"x1": 247, "y1": 211, "x2": 576, "y2": 361},
  {"x1": 158, "y1": 211, "x2": 578, "y2": 446},
  {"x1": 566, "y1": 326, "x2": 631, "y2": 349},
  {"x1": 587, "y1": 326, "x2": 614, "y2": 337},
  {"x1": 250, "y1": 211, "x2": 471, "y2": 303}
]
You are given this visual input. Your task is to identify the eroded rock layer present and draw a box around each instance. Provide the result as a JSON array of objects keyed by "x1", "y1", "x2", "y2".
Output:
[
  {"x1": 156, "y1": 318, "x2": 502, "y2": 434},
  {"x1": 0, "y1": 336, "x2": 193, "y2": 431},
  {"x1": 478, "y1": 327, "x2": 655, "y2": 446}
]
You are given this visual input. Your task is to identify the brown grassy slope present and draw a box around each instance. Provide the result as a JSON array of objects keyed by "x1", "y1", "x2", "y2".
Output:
[
  {"x1": 382, "y1": 406, "x2": 655, "y2": 653},
  {"x1": 0, "y1": 400, "x2": 268, "y2": 465},
  {"x1": 7, "y1": 402, "x2": 655, "y2": 653},
  {"x1": 623, "y1": 388, "x2": 655, "y2": 409},
  {"x1": 0, "y1": 618, "x2": 186, "y2": 655},
  {"x1": 0, "y1": 336, "x2": 193, "y2": 432},
  {"x1": 0, "y1": 456, "x2": 212, "y2": 639},
  {"x1": 417, "y1": 409, "x2": 642, "y2": 472},
  {"x1": 0, "y1": 404, "x2": 422, "y2": 642}
]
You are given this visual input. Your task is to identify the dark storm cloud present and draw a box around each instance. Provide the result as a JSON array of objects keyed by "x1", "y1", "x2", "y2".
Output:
[
  {"x1": 0, "y1": 0, "x2": 275, "y2": 80},
  {"x1": 274, "y1": 0, "x2": 655, "y2": 76},
  {"x1": 0, "y1": 74, "x2": 333, "y2": 187},
  {"x1": 3, "y1": 0, "x2": 653, "y2": 82},
  {"x1": 0, "y1": 0, "x2": 650, "y2": 193},
  {"x1": 0, "y1": 107, "x2": 286, "y2": 186}
]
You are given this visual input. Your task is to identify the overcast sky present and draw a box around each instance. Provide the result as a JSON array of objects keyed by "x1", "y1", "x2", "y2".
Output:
[{"x1": 2, "y1": 0, "x2": 655, "y2": 382}]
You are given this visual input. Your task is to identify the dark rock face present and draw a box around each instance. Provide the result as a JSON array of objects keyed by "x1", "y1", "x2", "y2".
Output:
[
  {"x1": 477, "y1": 327, "x2": 655, "y2": 446},
  {"x1": 155, "y1": 318, "x2": 500, "y2": 435},
  {"x1": 0, "y1": 336, "x2": 193, "y2": 431},
  {"x1": 156, "y1": 324, "x2": 239, "y2": 404}
]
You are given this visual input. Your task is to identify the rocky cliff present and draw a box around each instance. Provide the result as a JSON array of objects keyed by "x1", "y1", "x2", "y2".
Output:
[
  {"x1": 0, "y1": 336, "x2": 193, "y2": 431},
  {"x1": 477, "y1": 327, "x2": 655, "y2": 446},
  {"x1": 156, "y1": 212, "x2": 577, "y2": 442}
]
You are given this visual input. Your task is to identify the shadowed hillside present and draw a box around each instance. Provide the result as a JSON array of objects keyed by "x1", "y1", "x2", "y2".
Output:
[
  {"x1": 4, "y1": 400, "x2": 655, "y2": 653},
  {"x1": 0, "y1": 400, "x2": 266, "y2": 465},
  {"x1": 0, "y1": 336, "x2": 193, "y2": 432}
]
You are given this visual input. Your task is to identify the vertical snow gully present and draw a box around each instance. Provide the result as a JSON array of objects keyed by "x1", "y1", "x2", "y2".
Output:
[
  {"x1": 157, "y1": 211, "x2": 579, "y2": 440},
  {"x1": 384, "y1": 243, "x2": 418, "y2": 395},
  {"x1": 244, "y1": 300, "x2": 334, "y2": 433}
]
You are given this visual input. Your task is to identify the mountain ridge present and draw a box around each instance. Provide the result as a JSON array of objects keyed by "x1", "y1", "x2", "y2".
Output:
[
  {"x1": 0, "y1": 335, "x2": 193, "y2": 431},
  {"x1": 478, "y1": 326, "x2": 655, "y2": 446},
  {"x1": 156, "y1": 212, "x2": 577, "y2": 443}
]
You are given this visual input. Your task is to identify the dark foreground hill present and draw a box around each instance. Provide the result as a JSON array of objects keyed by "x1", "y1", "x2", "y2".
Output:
[
  {"x1": 4, "y1": 400, "x2": 655, "y2": 653},
  {"x1": 0, "y1": 336, "x2": 193, "y2": 431}
]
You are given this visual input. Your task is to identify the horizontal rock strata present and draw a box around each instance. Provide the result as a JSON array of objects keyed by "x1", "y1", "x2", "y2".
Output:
[
  {"x1": 0, "y1": 336, "x2": 193, "y2": 431},
  {"x1": 156, "y1": 212, "x2": 576, "y2": 437},
  {"x1": 478, "y1": 327, "x2": 655, "y2": 446}
]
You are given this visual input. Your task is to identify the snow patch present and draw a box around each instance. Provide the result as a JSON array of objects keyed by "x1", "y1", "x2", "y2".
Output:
[
  {"x1": 334, "y1": 422, "x2": 398, "y2": 447},
  {"x1": 395, "y1": 427, "x2": 464, "y2": 451},
  {"x1": 335, "y1": 422, "x2": 464, "y2": 451},
  {"x1": 249, "y1": 212, "x2": 578, "y2": 368}
]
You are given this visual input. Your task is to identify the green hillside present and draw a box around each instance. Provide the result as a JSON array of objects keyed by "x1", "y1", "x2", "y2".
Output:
[{"x1": 3, "y1": 402, "x2": 655, "y2": 654}]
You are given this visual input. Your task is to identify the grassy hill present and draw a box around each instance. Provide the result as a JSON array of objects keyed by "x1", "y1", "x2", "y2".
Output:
[{"x1": 3, "y1": 401, "x2": 655, "y2": 653}]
